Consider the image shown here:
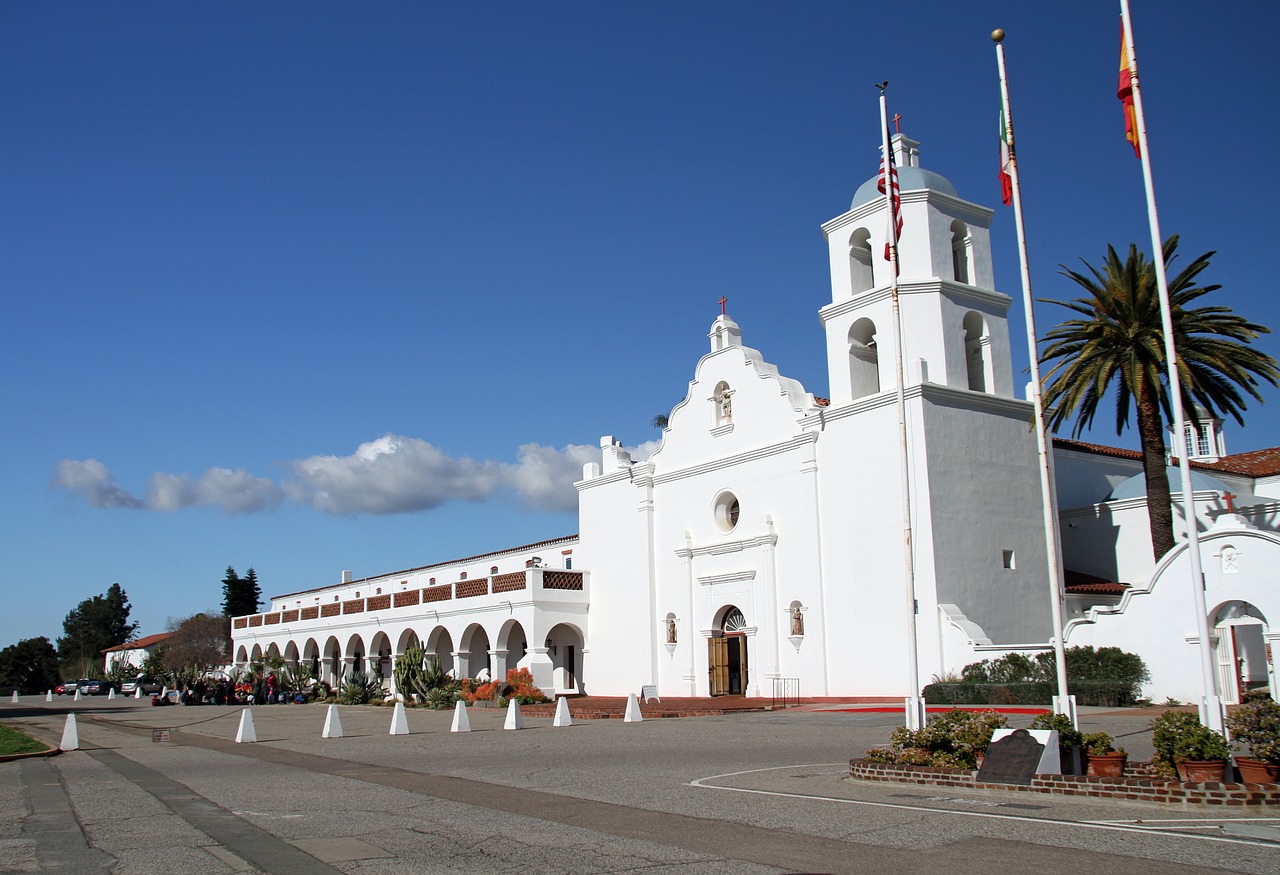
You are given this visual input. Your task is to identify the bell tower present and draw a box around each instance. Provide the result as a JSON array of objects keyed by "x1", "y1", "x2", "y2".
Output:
[{"x1": 819, "y1": 133, "x2": 1015, "y2": 406}]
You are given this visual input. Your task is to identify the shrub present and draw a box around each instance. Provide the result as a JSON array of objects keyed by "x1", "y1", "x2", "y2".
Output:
[
  {"x1": 338, "y1": 670, "x2": 383, "y2": 705},
  {"x1": 1028, "y1": 712, "x2": 1083, "y2": 749},
  {"x1": 934, "y1": 646, "x2": 1149, "y2": 707},
  {"x1": 1226, "y1": 697, "x2": 1280, "y2": 764},
  {"x1": 505, "y1": 667, "x2": 548, "y2": 704},
  {"x1": 864, "y1": 709, "x2": 1008, "y2": 769},
  {"x1": 1081, "y1": 731, "x2": 1120, "y2": 755},
  {"x1": 1151, "y1": 709, "x2": 1229, "y2": 769}
]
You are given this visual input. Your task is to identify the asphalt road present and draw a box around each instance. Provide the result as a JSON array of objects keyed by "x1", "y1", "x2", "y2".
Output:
[{"x1": 2, "y1": 697, "x2": 1277, "y2": 874}]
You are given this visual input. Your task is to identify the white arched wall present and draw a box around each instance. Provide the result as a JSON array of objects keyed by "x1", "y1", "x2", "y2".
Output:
[{"x1": 1065, "y1": 526, "x2": 1280, "y2": 703}]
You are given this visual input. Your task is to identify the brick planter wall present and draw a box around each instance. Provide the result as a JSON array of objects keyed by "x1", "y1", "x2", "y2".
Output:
[{"x1": 849, "y1": 758, "x2": 1280, "y2": 806}]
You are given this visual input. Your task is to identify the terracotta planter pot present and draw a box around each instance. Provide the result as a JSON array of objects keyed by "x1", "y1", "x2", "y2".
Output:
[
  {"x1": 1086, "y1": 751, "x2": 1128, "y2": 778},
  {"x1": 1235, "y1": 756, "x2": 1280, "y2": 784},
  {"x1": 1175, "y1": 759, "x2": 1228, "y2": 783}
]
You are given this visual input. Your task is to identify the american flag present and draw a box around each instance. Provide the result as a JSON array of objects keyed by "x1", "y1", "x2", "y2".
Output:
[{"x1": 877, "y1": 148, "x2": 902, "y2": 265}]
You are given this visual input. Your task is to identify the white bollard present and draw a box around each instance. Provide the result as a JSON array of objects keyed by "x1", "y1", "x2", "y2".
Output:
[
  {"x1": 107, "y1": 688, "x2": 116, "y2": 700},
  {"x1": 160, "y1": 687, "x2": 168, "y2": 699},
  {"x1": 450, "y1": 700, "x2": 471, "y2": 733},
  {"x1": 60, "y1": 714, "x2": 79, "y2": 751},
  {"x1": 10, "y1": 691, "x2": 17, "y2": 703},
  {"x1": 235, "y1": 708, "x2": 257, "y2": 743},
  {"x1": 45, "y1": 690, "x2": 53, "y2": 702},
  {"x1": 134, "y1": 687, "x2": 142, "y2": 699},
  {"x1": 553, "y1": 696, "x2": 573, "y2": 727},
  {"x1": 389, "y1": 702, "x2": 409, "y2": 736},
  {"x1": 504, "y1": 699, "x2": 524, "y2": 731},
  {"x1": 623, "y1": 693, "x2": 643, "y2": 723},
  {"x1": 322, "y1": 704, "x2": 343, "y2": 738},
  {"x1": 73, "y1": 689, "x2": 82, "y2": 702}
]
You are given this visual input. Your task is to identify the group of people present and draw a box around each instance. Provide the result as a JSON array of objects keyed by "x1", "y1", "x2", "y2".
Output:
[{"x1": 169, "y1": 672, "x2": 307, "y2": 706}]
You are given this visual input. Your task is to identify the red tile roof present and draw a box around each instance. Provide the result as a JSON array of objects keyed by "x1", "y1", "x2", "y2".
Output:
[
  {"x1": 102, "y1": 632, "x2": 172, "y2": 653},
  {"x1": 270, "y1": 534, "x2": 581, "y2": 600},
  {"x1": 1063, "y1": 569, "x2": 1129, "y2": 596},
  {"x1": 1052, "y1": 438, "x2": 1280, "y2": 478}
]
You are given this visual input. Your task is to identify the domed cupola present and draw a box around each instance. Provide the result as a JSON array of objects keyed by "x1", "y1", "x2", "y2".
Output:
[{"x1": 850, "y1": 133, "x2": 959, "y2": 210}]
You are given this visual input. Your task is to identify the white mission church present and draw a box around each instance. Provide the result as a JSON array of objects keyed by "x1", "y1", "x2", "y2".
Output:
[{"x1": 231, "y1": 132, "x2": 1280, "y2": 706}]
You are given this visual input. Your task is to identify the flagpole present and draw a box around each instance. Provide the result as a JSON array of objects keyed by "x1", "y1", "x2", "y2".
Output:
[
  {"x1": 992, "y1": 30, "x2": 1073, "y2": 725},
  {"x1": 1119, "y1": 0, "x2": 1222, "y2": 731},
  {"x1": 877, "y1": 83, "x2": 924, "y2": 732}
]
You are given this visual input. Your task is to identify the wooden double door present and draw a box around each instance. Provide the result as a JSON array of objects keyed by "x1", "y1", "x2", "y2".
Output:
[{"x1": 708, "y1": 633, "x2": 748, "y2": 696}]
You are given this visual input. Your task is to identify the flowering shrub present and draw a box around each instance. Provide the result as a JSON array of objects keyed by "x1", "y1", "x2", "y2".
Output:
[
  {"x1": 865, "y1": 709, "x2": 1008, "y2": 769},
  {"x1": 506, "y1": 668, "x2": 549, "y2": 704}
]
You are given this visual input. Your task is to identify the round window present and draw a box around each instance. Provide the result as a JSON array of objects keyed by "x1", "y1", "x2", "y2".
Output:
[{"x1": 713, "y1": 491, "x2": 740, "y2": 533}]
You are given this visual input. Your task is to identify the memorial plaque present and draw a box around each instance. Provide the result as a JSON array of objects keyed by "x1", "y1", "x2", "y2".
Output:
[
  {"x1": 151, "y1": 729, "x2": 171, "y2": 743},
  {"x1": 976, "y1": 728, "x2": 1044, "y2": 785}
]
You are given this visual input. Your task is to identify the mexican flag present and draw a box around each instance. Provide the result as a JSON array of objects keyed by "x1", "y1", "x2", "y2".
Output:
[{"x1": 998, "y1": 106, "x2": 1013, "y2": 206}]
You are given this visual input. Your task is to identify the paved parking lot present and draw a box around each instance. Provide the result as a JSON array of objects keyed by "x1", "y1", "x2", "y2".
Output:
[{"x1": 2, "y1": 696, "x2": 1278, "y2": 873}]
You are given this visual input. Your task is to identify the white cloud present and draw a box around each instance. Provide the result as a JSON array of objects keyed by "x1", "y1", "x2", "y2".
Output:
[
  {"x1": 50, "y1": 459, "x2": 144, "y2": 509},
  {"x1": 285, "y1": 435, "x2": 504, "y2": 515},
  {"x1": 505, "y1": 442, "x2": 598, "y2": 513},
  {"x1": 52, "y1": 433, "x2": 605, "y2": 517},
  {"x1": 146, "y1": 469, "x2": 283, "y2": 514}
]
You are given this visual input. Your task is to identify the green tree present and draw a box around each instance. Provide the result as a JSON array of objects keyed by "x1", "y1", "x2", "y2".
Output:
[
  {"x1": 222, "y1": 566, "x2": 262, "y2": 617},
  {"x1": 0, "y1": 637, "x2": 61, "y2": 694},
  {"x1": 1040, "y1": 236, "x2": 1279, "y2": 559},
  {"x1": 56, "y1": 584, "x2": 138, "y2": 678}
]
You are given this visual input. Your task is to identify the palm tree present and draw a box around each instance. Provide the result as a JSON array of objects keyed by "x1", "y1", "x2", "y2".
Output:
[
  {"x1": 1040, "y1": 235, "x2": 1279, "y2": 560},
  {"x1": 651, "y1": 414, "x2": 669, "y2": 430}
]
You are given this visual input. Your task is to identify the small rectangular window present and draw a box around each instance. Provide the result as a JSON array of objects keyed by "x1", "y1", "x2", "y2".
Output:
[{"x1": 1002, "y1": 550, "x2": 1016, "y2": 570}]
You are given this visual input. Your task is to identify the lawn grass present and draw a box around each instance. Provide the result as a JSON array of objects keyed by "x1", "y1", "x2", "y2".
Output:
[{"x1": 0, "y1": 723, "x2": 47, "y2": 756}]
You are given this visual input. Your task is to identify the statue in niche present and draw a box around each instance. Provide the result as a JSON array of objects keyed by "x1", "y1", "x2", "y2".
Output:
[
  {"x1": 666, "y1": 616, "x2": 677, "y2": 644},
  {"x1": 718, "y1": 388, "x2": 732, "y2": 421},
  {"x1": 790, "y1": 605, "x2": 804, "y2": 636}
]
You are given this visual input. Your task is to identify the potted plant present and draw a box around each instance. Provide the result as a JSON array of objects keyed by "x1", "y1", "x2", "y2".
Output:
[
  {"x1": 1028, "y1": 712, "x2": 1084, "y2": 774},
  {"x1": 1151, "y1": 709, "x2": 1230, "y2": 782},
  {"x1": 1226, "y1": 697, "x2": 1280, "y2": 783},
  {"x1": 1082, "y1": 731, "x2": 1127, "y2": 778}
]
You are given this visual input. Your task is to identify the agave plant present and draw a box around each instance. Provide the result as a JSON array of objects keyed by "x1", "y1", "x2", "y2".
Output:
[{"x1": 338, "y1": 670, "x2": 384, "y2": 705}]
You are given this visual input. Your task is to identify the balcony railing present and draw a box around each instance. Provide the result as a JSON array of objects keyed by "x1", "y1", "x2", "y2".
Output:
[{"x1": 232, "y1": 569, "x2": 586, "y2": 633}]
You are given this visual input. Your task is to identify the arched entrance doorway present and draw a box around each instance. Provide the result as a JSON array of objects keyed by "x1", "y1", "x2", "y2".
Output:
[
  {"x1": 1213, "y1": 601, "x2": 1272, "y2": 704},
  {"x1": 709, "y1": 606, "x2": 749, "y2": 696}
]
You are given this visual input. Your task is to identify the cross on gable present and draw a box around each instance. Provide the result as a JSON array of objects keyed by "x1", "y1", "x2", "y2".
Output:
[
  {"x1": 719, "y1": 295, "x2": 727, "y2": 316},
  {"x1": 1223, "y1": 491, "x2": 1237, "y2": 514},
  {"x1": 892, "y1": 113, "x2": 903, "y2": 134}
]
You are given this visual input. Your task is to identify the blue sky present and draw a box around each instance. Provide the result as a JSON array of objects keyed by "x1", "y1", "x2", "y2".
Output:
[{"x1": 3, "y1": 3, "x2": 1277, "y2": 651}]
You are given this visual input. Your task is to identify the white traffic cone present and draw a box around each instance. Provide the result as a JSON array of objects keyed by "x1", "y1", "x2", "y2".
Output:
[
  {"x1": 623, "y1": 693, "x2": 643, "y2": 723},
  {"x1": 504, "y1": 699, "x2": 524, "y2": 730},
  {"x1": 107, "y1": 688, "x2": 116, "y2": 700},
  {"x1": 45, "y1": 690, "x2": 53, "y2": 702},
  {"x1": 235, "y1": 708, "x2": 257, "y2": 743},
  {"x1": 73, "y1": 689, "x2": 82, "y2": 702},
  {"x1": 450, "y1": 700, "x2": 471, "y2": 733},
  {"x1": 389, "y1": 702, "x2": 409, "y2": 736},
  {"x1": 553, "y1": 696, "x2": 573, "y2": 727},
  {"x1": 60, "y1": 714, "x2": 79, "y2": 751},
  {"x1": 134, "y1": 687, "x2": 142, "y2": 699},
  {"x1": 322, "y1": 704, "x2": 343, "y2": 738},
  {"x1": 9, "y1": 691, "x2": 17, "y2": 703}
]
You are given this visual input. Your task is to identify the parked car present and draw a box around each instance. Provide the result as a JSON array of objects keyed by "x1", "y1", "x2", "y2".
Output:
[
  {"x1": 120, "y1": 676, "x2": 163, "y2": 696},
  {"x1": 77, "y1": 678, "x2": 114, "y2": 696},
  {"x1": 54, "y1": 682, "x2": 76, "y2": 695}
]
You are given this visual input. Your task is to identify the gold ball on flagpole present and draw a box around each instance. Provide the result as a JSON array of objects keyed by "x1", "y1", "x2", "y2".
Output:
[{"x1": 991, "y1": 28, "x2": 1005, "y2": 43}]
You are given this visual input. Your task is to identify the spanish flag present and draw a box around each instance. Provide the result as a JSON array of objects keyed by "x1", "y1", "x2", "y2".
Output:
[{"x1": 1119, "y1": 24, "x2": 1140, "y2": 158}]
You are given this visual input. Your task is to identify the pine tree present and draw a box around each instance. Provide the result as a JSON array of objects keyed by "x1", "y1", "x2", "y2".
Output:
[
  {"x1": 221, "y1": 566, "x2": 241, "y2": 616},
  {"x1": 221, "y1": 566, "x2": 263, "y2": 617}
]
